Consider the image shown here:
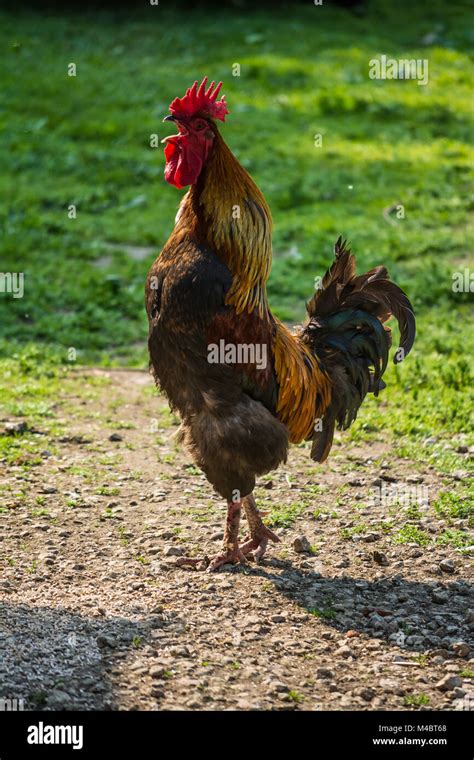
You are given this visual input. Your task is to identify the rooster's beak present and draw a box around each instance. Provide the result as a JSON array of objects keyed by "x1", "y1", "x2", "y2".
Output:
[{"x1": 162, "y1": 115, "x2": 177, "y2": 123}]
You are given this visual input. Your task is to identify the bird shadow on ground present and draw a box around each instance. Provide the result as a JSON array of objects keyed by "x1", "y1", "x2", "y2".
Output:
[
  {"x1": 0, "y1": 602, "x2": 158, "y2": 710},
  {"x1": 223, "y1": 561, "x2": 473, "y2": 652},
  {"x1": 0, "y1": 570, "x2": 471, "y2": 711}
]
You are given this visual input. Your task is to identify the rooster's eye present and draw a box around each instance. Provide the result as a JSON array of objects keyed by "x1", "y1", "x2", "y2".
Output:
[{"x1": 195, "y1": 123, "x2": 205, "y2": 131}]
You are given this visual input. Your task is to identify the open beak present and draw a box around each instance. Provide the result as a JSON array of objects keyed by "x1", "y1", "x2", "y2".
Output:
[
  {"x1": 161, "y1": 115, "x2": 188, "y2": 144},
  {"x1": 162, "y1": 115, "x2": 178, "y2": 145}
]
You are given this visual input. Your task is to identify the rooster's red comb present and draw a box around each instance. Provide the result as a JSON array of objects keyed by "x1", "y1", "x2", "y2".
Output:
[{"x1": 168, "y1": 77, "x2": 229, "y2": 122}]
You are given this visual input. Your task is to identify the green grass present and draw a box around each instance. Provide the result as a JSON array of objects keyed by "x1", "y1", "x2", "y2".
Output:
[
  {"x1": 403, "y1": 693, "x2": 430, "y2": 707},
  {"x1": 309, "y1": 607, "x2": 337, "y2": 620},
  {"x1": 394, "y1": 525, "x2": 431, "y2": 546},
  {"x1": 436, "y1": 529, "x2": 471, "y2": 549},
  {"x1": 287, "y1": 690, "x2": 304, "y2": 704},
  {"x1": 0, "y1": 2, "x2": 472, "y2": 486},
  {"x1": 434, "y1": 489, "x2": 474, "y2": 522},
  {"x1": 268, "y1": 499, "x2": 311, "y2": 528},
  {"x1": 340, "y1": 522, "x2": 369, "y2": 539}
]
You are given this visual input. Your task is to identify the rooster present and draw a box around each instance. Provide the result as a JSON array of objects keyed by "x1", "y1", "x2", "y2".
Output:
[{"x1": 145, "y1": 78, "x2": 415, "y2": 571}]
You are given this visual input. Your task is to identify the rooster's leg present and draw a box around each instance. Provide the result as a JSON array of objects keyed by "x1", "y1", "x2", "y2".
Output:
[
  {"x1": 205, "y1": 500, "x2": 249, "y2": 572},
  {"x1": 240, "y1": 493, "x2": 280, "y2": 562},
  {"x1": 176, "y1": 500, "x2": 246, "y2": 571}
]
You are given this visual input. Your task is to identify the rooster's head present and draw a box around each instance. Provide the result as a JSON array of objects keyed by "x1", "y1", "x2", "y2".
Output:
[{"x1": 162, "y1": 77, "x2": 229, "y2": 189}]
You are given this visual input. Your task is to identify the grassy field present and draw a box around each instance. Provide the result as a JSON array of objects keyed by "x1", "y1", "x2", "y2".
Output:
[{"x1": 0, "y1": 1, "x2": 473, "y2": 482}]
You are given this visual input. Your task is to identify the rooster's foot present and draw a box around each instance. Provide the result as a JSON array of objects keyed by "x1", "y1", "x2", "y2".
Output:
[
  {"x1": 175, "y1": 546, "x2": 247, "y2": 572},
  {"x1": 240, "y1": 525, "x2": 280, "y2": 563},
  {"x1": 206, "y1": 544, "x2": 248, "y2": 572}
]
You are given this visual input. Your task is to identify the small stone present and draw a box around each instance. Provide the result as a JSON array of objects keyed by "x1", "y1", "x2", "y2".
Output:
[
  {"x1": 316, "y1": 667, "x2": 334, "y2": 679},
  {"x1": 439, "y1": 559, "x2": 455, "y2": 574},
  {"x1": 150, "y1": 666, "x2": 166, "y2": 679},
  {"x1": 47, "y1": 690, "x2": 70, "y2": 707},
  {"x1": 379, "y1": 678, "x2": 399, "y2": 692},
  {"x1": 361, "y1": 533, "x2": 380, "y2": 543},
  {"x1": 163, "y1": 545, "x2": 184, "y2": 557},
  {"x1": 96, "y1": 634, "x2": 117, "y2": 648},
  {"x1": 436, "y1": 674, "x2": 461, "y2": 691},
  {"x1": 335, "y1": 646, "x2": 354, "y2": 659},
  {"x1": 456, "y1": 445, "x2": 468, "y2": 454},
  {"x1": 432, "y1": 591, "x2": 449, "y2": 604},
  {"x1": 430, "y1": 648, "x2": 450, "y2": 659},
  {"x1": 452, "y1": 642, "x2": 470, "y2": 658},
  {"x1": 357, "y1": 687, "x2": 375, "y2": 701},
  {"x1": 4, "y1": 421, "x2": 28, "y2": 435},
  {"x1": 268, "y1": 681, "x2": 288, "y2": 693},
  {"x1": 373, "y1": 550, "x2": 389, "y2": 566},
  {"x1": 293, "y1": 536, "x2": 311, "y2": 553},
  {"x1": 147, "y1": 615, "x2": 165, "y2": 629},
  {"x1": 210, "y1": 531, "x2": 224, "y2": 541},
  {"x1": 109, "y1": 433, "x2": 123, "y2": 442}
]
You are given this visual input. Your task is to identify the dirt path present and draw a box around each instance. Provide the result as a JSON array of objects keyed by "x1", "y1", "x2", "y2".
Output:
[{"x1": 0, "y1": 369, "x2": 472, "y2": 711}]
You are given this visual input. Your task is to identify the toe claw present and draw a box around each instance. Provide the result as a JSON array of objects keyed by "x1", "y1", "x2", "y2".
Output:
[
  {"x1": 206, "y1": 547, "x2": 248, "y2": 572},
  {"x1": 254, "y1": 538, "x2": 269, "y2": 563},
  {"x1": 176, "y1": 556, "x2": 210, "y2": 570}
]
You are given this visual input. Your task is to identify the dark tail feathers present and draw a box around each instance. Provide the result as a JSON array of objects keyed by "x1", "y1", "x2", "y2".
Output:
[{"x1": 303, "y1": 237, "x2": 416, "y2": 462}]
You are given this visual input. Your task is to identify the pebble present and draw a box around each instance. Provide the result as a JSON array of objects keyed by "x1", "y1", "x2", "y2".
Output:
[
  {"x1": 436, "y1": 674, "x2": 462, "y2": 691},
  {"x1": 316, "y1": 667, "x2": 334, "y2": 679},
  {"x1": 439, "y1": 559, "x2": 455, "y2": 574},
  {"x1": 432, "y1": 591, "x2": 449, "y2": 604},
  {"x1": 268, "y1": 681, "x2": 289, "y2": 693},
  {"x1": 452, "y1": 642, "x2": 470, "y2": 658},
  {"x1": 150, "y1": 666, "x2": 166, "y2": 679},
  {"x1": 4, "y1": 421, "x2": 28, "y2": 435},
  {"x1": 335, "y1": 646, "x2": 354, "y2": 659},
  {"x1": 361, "y1": 533, "x2": 380, "y2": 543},
  {"x1": 109, "y1": 433, "x2": 123, "y2": 442},
  {"x1": 356, "y1": 687, "x2": 375, "y2": 701},
  {"x1": 271, "y1": 615, "x2": 286, "y2": 624},
  {"x1": 163, "y1": 545, "x2": 184, "y2": 557},
  {"x1": 379, "y1": 678, "x2": 404, "y2": 696},
  {"x1": 293, "y1": 536, "x2": 312, "y2": 553},
  {"x1": 96, "y1": 635, "x2": 117, "y2": 648},
  {"x1": 47, "y1": 689, "x2": 70, "y2": 707}
]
